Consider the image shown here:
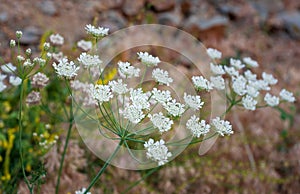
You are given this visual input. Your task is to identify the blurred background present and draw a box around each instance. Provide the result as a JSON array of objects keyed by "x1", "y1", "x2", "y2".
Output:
[{"x1": 0, "y1": 0, "x2": 300, "y2": 193}]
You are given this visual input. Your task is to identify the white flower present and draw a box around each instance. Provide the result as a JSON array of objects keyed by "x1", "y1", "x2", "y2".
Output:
[
  {"x1": 210, "y1": 63, "x2": 225, "y2": 75},
  {"x1": 52, "y1": 58, "x2": 80, "y2": 79},
  {"x1": 224, "y1": 66, "x2": 239, "y2": 77},
  {"x1": 144, "y1": 139, "x2": 172, "y2": 166},
  {"x1": 10, "y1": 39, "x2": 16, "y2": 47},
  {"x1": 0, "y1": 81, "x2": 7, "y2": 92},
  {"x1": 230, "y1": 58, "x2": 245, "y2": 69},
  {"x1": 207, "y1": 48, "x2": 222, "y2": 59},
  {"x1": 91, "y1": 84, "x2": 113, "y2": 104},
  {"x1": 33, "y1": 57, "x2": 46, "y2": 66},
  {"x1": 52, "y1": 52, "x2": 65, "y2": 61},
  {"x1": 137, "y1": 52, "x2": 160, "y2": 66},
  {"x1": 242, "y1": 95, "x2": 257, "y2": 110},
  {"x1": 77, "y1": 40, "x2": 92, "y2": 51},
  {"x1": 163, "y1": 99, "x2": 185, "y2": 117},
  {"x1": 75, "y1": 188, "x2": 91, "y2": 194},
  {"x1": 232, "y1": 75, "x2": 247, "y2": 96},
  {"x1": 246, "y1": 85, "x2": 259, "y2": 97},
  {"x1": 279, "y1": 89, "x2": 295, "y2": 102},
  {"x1": 1, "y1": 63, "x2": 16, "y2": 74},
  {"x1": 148, "y1": 112, "x2": 173, "y2": 133},
  {"x1": 31, "y1": 72, "x2": 49, "y2": 88},
  {"x1": 0, "y1": 73, "x2": 7, "y2": 81},
  {"x1": 262, "y1": 72, "x2": 278, "y2": 85},
  {"x1": 23, "y1": 59, "x2": 33, "y2": 67},
  {"x1": 16, "y1": 31, "x2": 22, "y2": 39},
  {"x1": 118, "y1": 61, "x2": 140, "y2": 78},
  {"x1": 151, "y1": 88, "x2": 172, "y2": 104},
  {"x1": 130, "y1": 88, "x2": 150, "y2": 110},
  {"x1": 43, "y1": 42, "x2": 50, "y2": 50},
  {"x1": 186, "y1": 115, "x2": 210, "y2": 138},
  {"x1": 152, "y1": 68, "x2": 173, "y2": 86},
  {"x1": 250, "y1": 80, "x2": 270, "y2": 91},
  {"x1": 211, "y1": 117, "x2": 233, "y2": 136},
  {"x1": 77, "y1": 53, "x2": 102, "y2": 68},
  {"x1": 85, "y1": 24, "x2": 109, "y2": 37},
  {"x1": 243, "y1": 57, "x2": 259, "y2": 67},
  {"x1": 244, "y1": 70, "x2": 257, "y2": 81},
  {"x1": 183, "y1": 93, "x2": 204, "y2": 110},
  {"x1": 192, "y1": 76, "x2": 213, "y2": 91},
  {"x1": 9, "y1": 76, "x2": 22, "y2": 86},
  {"x1": 210, "y1": 76, "x2": 225, "y2": 90},
  {"x1": 123, "y1": 105, "x2": 145, "y2": 124},
  {"x1": 108, "y1": 79, "x2": 128, "y2": 95},
  {"x1": 264, "y1": 93, "x2": 279, "y2": 107},
  {"x1": 49, "y1": 33, "x2": 64, "y2": 45},
  {"x1": 26, "y1": 91, "x2": 41, "y2": 105},
  {"x1": 17, "y1": 55, "x2": 25, "y2": 62}
]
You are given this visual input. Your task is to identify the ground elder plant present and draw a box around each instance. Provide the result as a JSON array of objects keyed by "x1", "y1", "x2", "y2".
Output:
[{"x1": 0, "y1": 24, "x2": 296, "y2": 194}]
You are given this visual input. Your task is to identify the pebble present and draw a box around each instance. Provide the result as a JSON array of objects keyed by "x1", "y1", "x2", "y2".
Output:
[
  {"x1": 276, "y1": 11, "x2": 300, "y2": 39},
  {"x1": 19, "y1": 26, "x2": 42, "y2": 45},
  {"x1": 157, "y1": 12, "x2": 182, "y2": 27},
  {"x1": 122, "y1": 0, "x2": 145, "y2": 16},
  {"x1": 38, "y1": 0, "x2": 57, "y2": 16},
  {"x1": 100, "y1": 11, "x2": 127, "y2": 32},
  {"x1": 149, "y1": 0, "x2": 175, "y2": 12},
  {"x1": 0, "y1": 12, "x2": 8, "y2": 23}
]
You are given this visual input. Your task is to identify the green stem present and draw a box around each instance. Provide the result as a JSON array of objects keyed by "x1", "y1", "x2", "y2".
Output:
[
  {"x1": 55, "y1": 100, "x2": 74, "y2": 194},
  {"x1": 18, "y1": 80, "x2": 33, "y2": 193},
  {"x1": 84, "y1": 140, "x2": 123, "y2": 193}
]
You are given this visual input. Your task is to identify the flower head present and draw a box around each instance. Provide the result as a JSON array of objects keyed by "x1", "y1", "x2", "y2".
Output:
[
  {"x1": 207, "y1": 48, "x2": 222, "y2": 59},
  {"x1": 123, "y1": 104, "x2": 145, "y2": 124},
  {"x1": 31, "y1": 72, "x2": 49, "y2": 88},
  {"x1": 148, "y1": 112, "x2": 173, "y2": 133},
  {"x1": 244, "y1": 70, "x2": 257, "y2": 81},
  {"x1": 210, "y1": 63, "x2": 225, "y2": 75},
  {"x1": 144, "y1": 139, "x2": 172, "y2": 166},
  {"x1": 77, "y1": 53, "x2": 102, "y2": 68},
  {"x1": 230, "y1": 58, "x2": 245, "y2": 69},
  {"x1": 224, "y1": 66, "x2": 239, "y2": 77},
  {"x1": 0, "y1": 81, "x2": 7, "y2": 92},
  {"x1": 243, "y1": 57, "x2": 259, "y2": 67},
  {"x1": 52, "y1": 58, "x2": 80, "y2": 79},
  {"x1": 26, "y1": 91, "x2": 41, "y2": 105},
  {"x1": 211, "y1": 117, "x2": 233, "y2": 136},
  {"x1": 130, "y1": 88, "x2": 150, "y2": 110},
  {"x1": 108, "y1": 79, "x2": 128, "y2": 95},
  {"x1": 210, "y1": 76, "x2": 225, "y2": 90},
  {"x1": 242, "y1": 95, "x2": 257, "y2": 110},
  {"x1": 77, "y1": 40, "x2": 92, "y2": 51},
  {"x1": 262, "y1": 72, "x2": 278, "y2": 85},
  {"x1": 232, "y1": 75, "x2": 247, "y2": 96},
  {"x1": 264, "y1": 93, "x2": 279, "y2": 107},
  {"x1": 192, "y1": 76, "x2": 213, "y2": 91},
  {"x1": 9, "y1": 76, "x2": 22, "y2": 86},
  {"x1": 49, "y1": 33, "x2": 64, "y2": 45},
  {"x1": 183, "y1": 93, "x2": 204, "y2": 110},
  {"x1": 279, "y1": 89, "x2": 295, "y2": 102},
  {"x1": 1, "y1": 63, "x2": 16, "y2": 74},
  {"x1": 151, "y1": 88, "x2": 172, "y2": 104},
  {"x1": 186, "y1": 115, "x2": 210, "y2": 138},
  {"x1": 91, "y1": 84, "x2": 113, "y2": 104},
  {"x1": 152, "y1": 68, "x2": 173, "y2": 86},
  {"x1": 163, "y1": 99, "x2": 185, "y2": 117},
  {"x1": 137, "y1": 52, "x2": 160, "y2": 66},
  {"x1": 75, "y1": 188, "x2": 91, "y2": 194},
  {"x1": 118, "y1": 61, "x2": 140, "y2": 78},
  {"x1": 85, "y1": 24, "x2": 109, "y2": 37}
]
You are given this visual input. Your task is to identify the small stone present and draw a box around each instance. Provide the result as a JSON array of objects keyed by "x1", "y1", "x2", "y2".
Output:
[
  {"x1": 94, "y1": 0, "x2": 123, "y2": 11},
  {"x1": 0, "y1": 12, "x2": 8, "y2": 23},
  {"x1": 19, "y1": 26, "x2": 42, "y2": 45},
  {"x1": 100, "y1": 11, "x2": 127, "y2": 32},
  {"x1": 122, "y1": 0, "x2": 145, "y2": 16},
  {"x1": 148, "y1": 0, "x2": 175, "y2": 12},
  {"x1": 157, "y1": 12, "x2": 182, "y2": 27},
  {"x1": 38, "y1": 0, "x2": 57, "y2": 16},
  {"x1": 276, "y1": 11, "x2": 300, "y2": 39},
  {"x1": 184, "y1": 15, "x2": 228, "y2": 40},
  {"x1": 250, "y1": 0, "x2": 284, "y2": 22},
  {"x1": 217, "y1": 5, "x2": 240, "y2": 20}
]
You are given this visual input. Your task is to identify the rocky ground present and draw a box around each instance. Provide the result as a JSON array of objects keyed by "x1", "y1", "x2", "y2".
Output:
[{"x1": 1, "y1": 0, "x2": 300, "y2": 193}]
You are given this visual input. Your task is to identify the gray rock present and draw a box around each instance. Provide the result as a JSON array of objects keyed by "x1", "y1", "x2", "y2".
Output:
[
  {"x1": 277, "y1": 11, "x2": 300, "y2": 39},
  {"x1": 251, "y1": 0, "x2": 284, "y2": 22},
  {"x1": 217, "y1": 5, "x2": 240, "y2": 19},
  {"x1": 157, "y1": 12, "x2": 182, "y2": 27},
  {"x1": 148, "y1": 0, "x2": 175, "y2": 12},
  {"x1": 0, "y1": 12, "x2": 8, "y2": 23},
  {"x1": 38, "y1": 0, "x2": 57, "y2": 16},
  {"x1": 122, "y1": 0, "x2": 145, "y2": 16},
  {"x1": 100, "y1": 11, "x2": 127, "y2": 32},
  {"x1": 19, "y1": 26, "x2": 42, "y2": 45}
]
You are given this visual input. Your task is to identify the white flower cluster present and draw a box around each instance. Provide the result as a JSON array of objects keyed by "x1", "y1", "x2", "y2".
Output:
[
  {"x1": 144, "y1": 139, "x2": 172, "y2": 166},
  {"x1": 0, "y1": 63, "x2": 23, "y2": 92},
  {"x1": 85, "y1": 24, "x2": 109, "y2": 37},
  {"x1": 49, "y1": 33, "x2": 64, "y2": 45},
  {"x1": 75, "y1": 188, "x2": 91, "y2": 194},
  {"x1": 77, "y1": 53, "x2": 102, "y2": 68},
  {"x1": 137, "y1": 52, "x2": 161, "y2": 66},
  {"x1": 52, "y1": 58, "x2": 80, "y2": 79}
]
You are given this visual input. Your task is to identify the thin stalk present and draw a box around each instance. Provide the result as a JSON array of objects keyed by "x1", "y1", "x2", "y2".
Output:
[
  {"x1": 18, "y1": 80, "x2": 33, "y2": 193},
  {"x1": 55, "y1": 101, "x2": 74, "y2": 194},
  {"x1": 84, "y1": 140, "x2": 123, "y2": 193}
]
